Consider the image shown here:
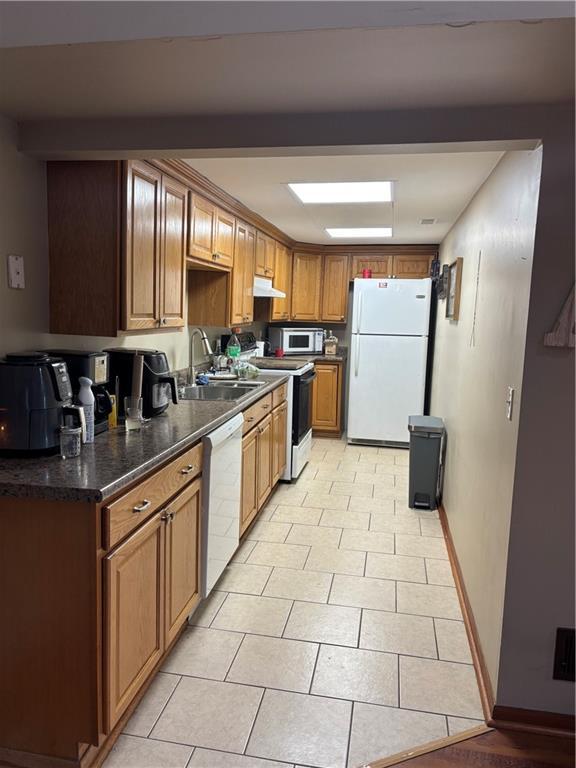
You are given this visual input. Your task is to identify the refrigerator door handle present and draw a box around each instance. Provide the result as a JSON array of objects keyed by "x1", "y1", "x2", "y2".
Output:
[
  {"x1": 356, "y1": 291, "x2": 363, "y2": 334},
  {"x1": 354, "y1": 336, "x2": 360, "y2": 377}
]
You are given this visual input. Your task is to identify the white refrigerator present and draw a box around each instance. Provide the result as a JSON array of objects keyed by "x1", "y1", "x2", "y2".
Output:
[{"x1": 347, "y1": 278, "x2": 432, "y2": 445}]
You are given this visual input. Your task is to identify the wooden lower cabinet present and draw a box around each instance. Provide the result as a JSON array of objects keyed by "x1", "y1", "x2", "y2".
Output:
[
  {"x1": 105, "y1": 478, "x2": 201, "y2": 731},
  {"x1": 105, "y1": 512, "x2": 165, "y2": 731},
  {"x1": 311, "y1": 362, "x2": 343, "y2": 435},
  {"x1": 272, "y1": 400, "x2": 288, "y2": 485},
  {"x1": 241, "y1": 428, "x2": 258, "y2": 535},
  {"x1": 256, "y1": 414, "x2": 273, "y2": 509},
  {"x1": 164, "y1": 479, "x2": 201, "y2": 646}
]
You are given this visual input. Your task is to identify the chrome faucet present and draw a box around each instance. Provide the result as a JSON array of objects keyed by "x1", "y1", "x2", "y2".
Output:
[{"x1": 188, "y1": 327, "x2": 213, "y2": 386}]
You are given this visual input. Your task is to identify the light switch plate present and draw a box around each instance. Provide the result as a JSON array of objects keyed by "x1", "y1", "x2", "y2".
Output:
[
  {"x1": 7, "y1": 254, "x2": 25, "y2": 289},
  {"x1": 506, "y1": 386, "x2": 515, "y2": 420}
]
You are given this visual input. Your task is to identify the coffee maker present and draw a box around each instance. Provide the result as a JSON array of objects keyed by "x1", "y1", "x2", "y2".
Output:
[
  {"x1": 106, "y1": 348, "x2": 178, "y2": 419},
  {"x1": 45, "y1": 350, "x2": 113, "y2": 435},
  {"x1": 0, "y1": 352, "x2": 74, "y2": 455}
]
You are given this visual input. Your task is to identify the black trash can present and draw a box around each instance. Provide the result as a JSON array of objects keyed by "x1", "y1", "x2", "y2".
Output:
[{"x1": 408, "y1": 416, "x2": 445, "y2": 510}]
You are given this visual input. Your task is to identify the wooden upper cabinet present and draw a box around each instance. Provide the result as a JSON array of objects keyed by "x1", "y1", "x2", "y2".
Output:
[
  {"x1": 104, "y1": 512, "x2": 165, "y2": 731},
  {"x1": 255, "y1": 231, "x2": 275, "y2": 277},
  {"x1": 188, "y1": 194, "x2": 215, "y2": 263},
  {"x1": 159, "y1": 175, "x2": 187, "y2": 328},
  {"x1": 164, "y1": 479, "x2": 201, "y2": 646},
  {"x1": 213, "y1": 208, "x2": 235, "y2": 269},
  {"x1": 271, "y1": 243, "x2": 292, "y2": 321},
  {"x1": 392, "y1": 253, "x2": 433, "y2": 279},
  {"x1": 124, "y1": 161, "x2": 162, "y2": 331},
  {"x1": 230, "y1": 221, "x2": 255, "y2": 325},
  {"x1": 291, "y1": 252, "x2": 322, "y2": 321},
  {"x1": 311, "y1": 362, "x2": 342, "y2": 434},
  {"x1": 321, "y1": 254, "x2": 349, "y2": 322},
  {"x1": 351, "y1": 253, "x2": 393, "y2": 279}
]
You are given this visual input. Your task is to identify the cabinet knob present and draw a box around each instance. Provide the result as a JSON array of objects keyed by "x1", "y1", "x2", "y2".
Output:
[
  {"x1": 133, "y1": 499, "x2": 151, "y2": 513},
  {"x1": 180, "y1": 464, "x2": 196, "y2": 475},
  {"x1": 246, "y1": 416, "x2": 255, "y2": 422},
  {"x1": 160, "y1": 509, "x2": 174, "y2": 523},
  {"x1": 161, "y1": 317, "x2": 167, "y2": 326}
]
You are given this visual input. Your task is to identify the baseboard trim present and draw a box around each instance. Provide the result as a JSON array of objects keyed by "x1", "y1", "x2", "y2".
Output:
[
  {"x1": 489, "y1": 705, "x2": 575, "y2": 738},
  {"x1": 366, "y1": 725, "x2": 491, "y2": 768},
  {"x1": 438, "y1": 504, "x2": 495, "y2": 721}
]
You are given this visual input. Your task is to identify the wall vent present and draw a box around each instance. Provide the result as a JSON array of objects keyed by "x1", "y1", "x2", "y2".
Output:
[
  {"x1": 553, "y1": 627, "x2": 575, "y2": 681},
  {"x1": 420, "y1": 218, "x2": 436, "y2": 225}
]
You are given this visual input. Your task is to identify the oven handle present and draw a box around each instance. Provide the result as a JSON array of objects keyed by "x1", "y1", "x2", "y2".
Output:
[{"x1": 300, "y1": 370, "x2": 317, "y2": 384}]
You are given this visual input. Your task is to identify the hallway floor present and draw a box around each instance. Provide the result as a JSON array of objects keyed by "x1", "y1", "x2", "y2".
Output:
[{"x1": 104, "y1": 437, "x2": 484, "y2": 768}]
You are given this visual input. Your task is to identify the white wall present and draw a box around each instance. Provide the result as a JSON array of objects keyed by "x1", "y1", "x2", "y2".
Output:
[
  {"x1": 430, "y1": 149, "x2": 543, "y2": 694},
  {"x1": 0, "y1": 114, "x2": 191, "y2": 368}
]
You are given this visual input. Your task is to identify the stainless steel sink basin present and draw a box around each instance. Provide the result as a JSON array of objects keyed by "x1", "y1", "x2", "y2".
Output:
[
  {"x1": 180, "y1": 385, "x2": 255, "y2": 401},
  {"x1": 208, "y1": 380, "x2": 265, "y2": 388}
]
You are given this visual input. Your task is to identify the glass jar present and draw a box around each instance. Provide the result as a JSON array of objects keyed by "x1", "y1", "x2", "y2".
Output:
[{"x1": 60, "y1": 426, "x2": 82, "y2": 459}]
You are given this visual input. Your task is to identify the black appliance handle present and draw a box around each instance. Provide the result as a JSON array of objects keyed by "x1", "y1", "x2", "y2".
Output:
[
  {"x1": 94, "y1": 387, "x2": 113, "y2": 417},
  {"x1": 159, "y1": 375, "x2": 179, "y2": 405},
  {"x1": 300, "y1": 370, "x2": 317, "y2": 384}
]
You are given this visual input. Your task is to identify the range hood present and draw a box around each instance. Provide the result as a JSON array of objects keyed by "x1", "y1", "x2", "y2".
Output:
[{"x1": 253, "y1": 276, "x2": 286, "y2": 299}]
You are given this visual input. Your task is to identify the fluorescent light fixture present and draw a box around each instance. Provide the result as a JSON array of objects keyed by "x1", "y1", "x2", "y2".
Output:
[
  {"x1": 326, "y1": 227, "x2": 393, "y2": 238},
  {"x1": 288, "y1": 181, "x2": 393, "y2": 204}
]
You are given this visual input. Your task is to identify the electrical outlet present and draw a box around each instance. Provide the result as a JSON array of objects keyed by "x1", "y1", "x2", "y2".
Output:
[
  {"x1": 506, "y1": 386, "x2": 515, "y2": 420},
  {"x1": 7, "y1": 254, "x2": 25, "y2": 289}
]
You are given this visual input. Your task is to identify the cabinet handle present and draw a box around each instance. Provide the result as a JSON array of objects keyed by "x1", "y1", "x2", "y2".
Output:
[
  {"x1": 161, "y1": 317, "x2": 167, "y2": 326},
  {"x1": 133, "y1": 499, "x2": 151, "y2": 513},
  {"x1": 180, "y1": 464, "x2": 196, "y2": 475},
  {"x1": 246, "y1": 416, "x2": 255, "y2": 422},
  {"x1": 161, "y1": 510, "x2": 174, "y2": 523},
  {"x1": 262, "y1": 404, "x2": 270, "y2": 409}
]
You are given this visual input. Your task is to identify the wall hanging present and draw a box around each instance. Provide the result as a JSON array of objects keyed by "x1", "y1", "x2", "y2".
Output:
[{"x1": 446, "y1": 257, "x2": 463, "y2": 320}]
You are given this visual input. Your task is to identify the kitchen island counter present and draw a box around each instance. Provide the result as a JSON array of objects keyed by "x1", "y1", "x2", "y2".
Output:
[{"x1": 0, "y1": 375, "x2": 287, "y2": 503}]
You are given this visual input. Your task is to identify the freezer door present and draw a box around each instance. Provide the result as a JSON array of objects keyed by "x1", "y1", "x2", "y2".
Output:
[
  {"x1": 352, "y1": 278, "x2": 431, "y2": 335},
  {"x1": 347, "y1": 334, "x2": 428, "y2": 444}
]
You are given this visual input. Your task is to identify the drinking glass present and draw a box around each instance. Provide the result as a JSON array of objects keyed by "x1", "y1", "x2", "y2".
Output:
[{"x1": 124, "y1": 396, "x2": 143, "y2": 431}]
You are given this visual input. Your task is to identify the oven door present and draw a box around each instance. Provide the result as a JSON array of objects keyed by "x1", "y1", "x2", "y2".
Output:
[
  {"x1": 285, "y1": 331, "x2": 315, "y2": 355},
  {"x1": 292, "y1": 368, "x2": 317, "y2": 444}
]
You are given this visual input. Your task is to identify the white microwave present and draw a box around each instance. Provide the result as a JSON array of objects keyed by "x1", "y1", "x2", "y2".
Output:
[{"x1": 268, "y1": 327, "x2": 324, "y2": 355}]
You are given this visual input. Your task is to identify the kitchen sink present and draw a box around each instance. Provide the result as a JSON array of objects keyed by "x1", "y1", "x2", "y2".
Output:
[
  {"x1": 208, "y1": 380, "x2": 265, "y2": 388},
  {"x1": 180, "y1": 385, "x2": 255, "y2": 401}
]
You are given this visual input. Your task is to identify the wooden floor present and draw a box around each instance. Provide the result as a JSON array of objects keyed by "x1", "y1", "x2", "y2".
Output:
[{"x1": 379, "y1": 728, "x2": 575, "y2": 768}]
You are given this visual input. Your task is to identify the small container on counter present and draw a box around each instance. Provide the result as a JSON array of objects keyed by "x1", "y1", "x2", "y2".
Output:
[
  {"x1": 60, "y1": 425, "x2": 82, "y2": 459},
  {"x1": 324, "y1": 330, "x2": 339, "y2": 356}
]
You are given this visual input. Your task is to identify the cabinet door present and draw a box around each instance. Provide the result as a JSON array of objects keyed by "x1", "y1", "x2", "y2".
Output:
[
  {"x1": 123, "y1": 161, "x2": 162, "y2": 330},
  {"x1": 351, "y1": 254, "x2": 393, "y2": 279},
  {"x1": 165, "y1": 479, "x2": 201, "y2": 646},
  {"x1": 272, "y1": 401, "x2": 288, "y2": 485},
  {"x1": 291, "y1": 252, "x2": 322, "y2": 321},
  {"x1": 256, "y1": 414, "x2": 273, "y2": 510},
  {"x1": 271, "y1": 243, "x2": 292, "y2": 321},
  {"x1": 229, "y1": 221, "x2": 248, "y2": 326},
  {"x1": 264, "y1": 236, "x2": 275, "y2": 278},
  {"x1": 392, "y1": 253, "x2": 433, "y2": 279},
  {"x1": 241, "y1": 428, "x2": 258, "y2": 535},
  {"x1": 311, "y1": 363, "x2": 342, "y2": 433},
  {"x1": 159, "y1": 175, "x2": 187, "y2": 328},
  {"x1": 243, "y1": 226, "x2": 256, "y2": 322},
  {"x1": 104, "y1": 512, "x2": 165, "y2": 731},
  {"x1": 188, "y1": 194, "x2": 215, "y2": 263},
  {"x1": 322, "y1": 254, "x2": 349, "y2": 322},
  {"x1": 213, "y1": 208, "x2": 235, "y2": 269},
  {"x1": 255, "y1": 231, "x2": 267, "y2": 276}
]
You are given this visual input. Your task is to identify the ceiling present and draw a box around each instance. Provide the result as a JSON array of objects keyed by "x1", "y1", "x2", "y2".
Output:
[
  {"x1": 185, "y1": 150, "x2": 504, "y2": 244},
  {"x1": 0, "y1": 19, "x2": 573, "y2": 121}
]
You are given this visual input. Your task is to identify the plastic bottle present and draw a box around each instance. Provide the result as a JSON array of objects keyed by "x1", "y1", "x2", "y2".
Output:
[
  {"x1": 226, "y1": 328, "x2": 241, "y2": 360},
  {"x1": 78, "y1": 376, "x2": 95, "y2": 444}
]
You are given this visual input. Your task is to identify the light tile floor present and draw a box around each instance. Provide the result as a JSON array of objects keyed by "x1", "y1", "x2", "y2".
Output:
[{"x1": 105, "y1": 438, "x2": 484, "y2": 768}]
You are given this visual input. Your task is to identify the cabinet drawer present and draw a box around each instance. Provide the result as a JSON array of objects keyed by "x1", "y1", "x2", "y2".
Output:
[
  {"x1": 104, "y1": 443, "x2": 203, "y2": 549},
  {"x1": 272, "y1": 383, "x2": 288, "y2": 409},
  {"x1": 242, "y1": 394, "x2": 273, "y2": 434}
]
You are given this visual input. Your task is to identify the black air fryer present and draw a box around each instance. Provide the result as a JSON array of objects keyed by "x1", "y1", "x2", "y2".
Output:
[
  {"x1": 106, "y1": 348, "x2": 178, "y2": 419},
  {"x1": 0, "y1": 352, "x2": 74, "y2": 455}
]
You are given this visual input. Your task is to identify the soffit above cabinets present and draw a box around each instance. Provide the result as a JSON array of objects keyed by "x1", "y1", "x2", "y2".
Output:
[{"x1": 184, "y1": 150, "x2": 504, "y2": 245}]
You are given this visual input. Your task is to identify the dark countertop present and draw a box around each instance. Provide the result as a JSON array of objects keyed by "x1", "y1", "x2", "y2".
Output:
[
  {"x1": 305, "y1": 348, "x2": 348, "y2": 363},
  {"x1": 0, "y1": 375, "x2": 288, "y2": 504}
]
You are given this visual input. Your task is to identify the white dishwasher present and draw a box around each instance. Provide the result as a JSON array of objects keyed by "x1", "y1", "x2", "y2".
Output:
[{"x1": 201, "y1": 413, "x2": 244, "y2": 597}]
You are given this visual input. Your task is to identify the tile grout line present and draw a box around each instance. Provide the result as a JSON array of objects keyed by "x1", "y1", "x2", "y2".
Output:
[
  {"x1": 307, "y1": 642, "x2": 322, "y2": 695},
  {"x1": 241, "y1": 684, "x2": 267, "y2": 757},
  {"x1": 143, "y1": 674, "x2": 185, "y2": 740},
  {"x1": 345, "y1": 700, "x2": 355, "y2": 768},
  {"x1": 222, "y1": 632, "x2": 247, "y2": 682}
]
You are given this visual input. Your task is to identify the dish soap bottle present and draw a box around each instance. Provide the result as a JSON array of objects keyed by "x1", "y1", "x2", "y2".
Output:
[
  {"x1": 78, "y1": 376, "x2": 95, "y2": 443},
  {"x1": 226, "y1": 328, "x2": 241, "y2": 360}
]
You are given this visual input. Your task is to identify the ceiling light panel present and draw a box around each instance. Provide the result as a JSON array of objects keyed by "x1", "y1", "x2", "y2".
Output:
[
  {"x1": 289, "y1": 181, "x2": 393, "y2": 204},
  {"x1": 326, "y1": 227, "x2": 393, "y2": 238}
]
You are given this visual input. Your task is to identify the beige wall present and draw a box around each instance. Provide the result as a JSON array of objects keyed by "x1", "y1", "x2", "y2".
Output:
[
  {"x1": 430, "y1": 149, "x2": 543, "y2": 694},
  {"x1": 0, "y1": 114, "x2": 189, "y2": 368}
]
